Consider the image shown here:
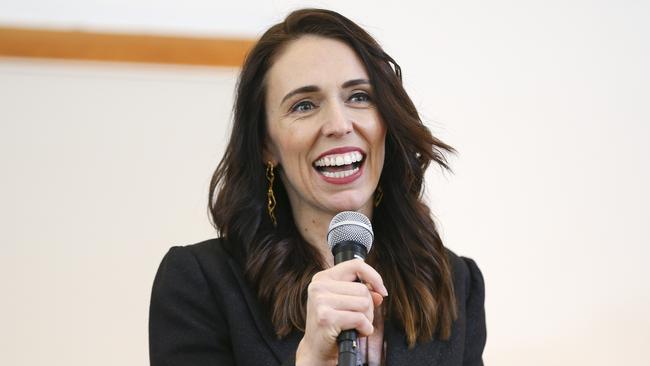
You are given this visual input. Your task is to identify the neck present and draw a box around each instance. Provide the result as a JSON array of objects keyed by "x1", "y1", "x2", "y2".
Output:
[
  {"x1": 293, "y1": 210, "x2": 335, "y2": 267},
  {"x1": 291, "y1": 204, "x2": 374, "y2": 268}
]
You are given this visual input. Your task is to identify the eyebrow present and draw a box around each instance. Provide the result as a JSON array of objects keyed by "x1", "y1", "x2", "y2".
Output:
[
  {"x1": 280, "y1": 78, "x2": 371, "y2": 105},
  {"x1": 341, "y1": 78, "x2": 370, "y2": 89}
]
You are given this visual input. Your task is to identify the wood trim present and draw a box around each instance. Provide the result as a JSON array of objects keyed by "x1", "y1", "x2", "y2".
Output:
[{"x1": 0, "y1": 26, "x2": 256, "y2": 67}]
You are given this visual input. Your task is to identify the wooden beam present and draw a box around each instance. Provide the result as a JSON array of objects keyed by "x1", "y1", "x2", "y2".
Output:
[{"x1": 0, "y1": 26, "x2": 256, "y2": 67}]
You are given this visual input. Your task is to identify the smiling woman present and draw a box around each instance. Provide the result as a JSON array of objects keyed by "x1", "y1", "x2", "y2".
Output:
[
  {"x1": 149, "y1": 8, "x2": 486, "y2": 366},
  {"x1": 263, "y1": 36, "x2": 387, "y2": 254}
]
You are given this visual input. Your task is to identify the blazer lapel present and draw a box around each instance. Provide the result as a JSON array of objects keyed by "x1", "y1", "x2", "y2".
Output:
[
  {"x1": 384, "y1": 317, "x2": 445, "y2": 365},
  {"x1": 384, "y1": 316, "x2": 409, "y2": 365},
  {"x1": 227, "y1": 258, "x2": 301, "y2": 363}
]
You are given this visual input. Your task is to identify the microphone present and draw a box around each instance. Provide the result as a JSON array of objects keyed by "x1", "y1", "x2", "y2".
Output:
[{"x1": 327, "y1": 211, "x2": 374, "y2": 366}]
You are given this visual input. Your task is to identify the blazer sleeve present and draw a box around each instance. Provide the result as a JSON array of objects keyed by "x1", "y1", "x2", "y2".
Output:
[
  {"x1": 461, "y1": 257, "x2": 487, "y2": 366},
  {"x1": 149, "y1": 246, "x2": 235, "y2": 366}
]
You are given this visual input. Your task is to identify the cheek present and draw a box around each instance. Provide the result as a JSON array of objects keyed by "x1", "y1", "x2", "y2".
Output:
[
  {"x1": 282, "y1": 122, "x2": 319, "y2": 155},
  {"x1": 364, "y1": 109, "x2": 386, "y2": 141},
  {"x1": 371, "y1": 118, "x2": 387, "y2": 153},
  {"x1": 280, "y1": 135, "x2": 304, "y2": 159},
  {"x1": 373, "y1": 124, "x2": 387, "y2": 174},
  {"x1": 271, "y1": 130, "x2": 309, "y2": 168},
  {"x1": 377, "y1": 125, "x2": 387, "y2": 145}
]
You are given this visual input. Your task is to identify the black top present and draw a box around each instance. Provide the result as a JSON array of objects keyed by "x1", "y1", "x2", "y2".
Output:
[{"x1": 149, "y1": 238, "x2": 486, "y2": 365}]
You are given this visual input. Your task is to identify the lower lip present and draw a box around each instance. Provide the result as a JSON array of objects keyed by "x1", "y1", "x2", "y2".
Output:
[{"x1": 316, "y1": 162, "x2": 364, "y2": 185}]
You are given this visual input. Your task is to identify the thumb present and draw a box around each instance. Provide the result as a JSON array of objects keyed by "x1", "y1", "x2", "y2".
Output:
[{"x1": 370, "y1": 290, "x2": 384, "y2": 307}]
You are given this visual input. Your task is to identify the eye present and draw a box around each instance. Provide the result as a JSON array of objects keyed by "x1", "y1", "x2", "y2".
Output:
[
  {"x1": 349, "y1": 92, "x2": 372, "y2": 104},
  {"x1": 291, "y1": 100, "x2": 317, "y2": 113}
]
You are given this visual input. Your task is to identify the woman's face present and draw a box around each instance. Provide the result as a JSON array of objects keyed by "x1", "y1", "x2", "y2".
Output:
[{"x1": 264, "y1": 35, "x2": 386, "y2": 219}]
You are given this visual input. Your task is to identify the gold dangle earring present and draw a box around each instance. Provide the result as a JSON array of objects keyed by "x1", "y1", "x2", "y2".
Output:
[
  {"x1": 374, "y1": 186, "x2": 384, "y2": 208},
  {"x1": 266, "y1": 161, "x2": 277, "y2": 227}
]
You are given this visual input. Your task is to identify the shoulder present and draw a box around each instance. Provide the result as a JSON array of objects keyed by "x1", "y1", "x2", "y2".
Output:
[
  {"x1": 171, "y1": 236, "x2": 236, "y2": 260},
  {"x1": 445, "y1": 249, "x2": 487, "y2": 362},
  {"x1": 151, "y1": 237, "x2": 246, "y2": 305},
  {"x1": 149, "y1": 238, "x2": 254, "y2": 365},
  {"x1": 160, "y1": 237, "x2": 242, "y2": 271},
  {"x1": 445, "y1": 248, "x2": 485, "y2": 304}
]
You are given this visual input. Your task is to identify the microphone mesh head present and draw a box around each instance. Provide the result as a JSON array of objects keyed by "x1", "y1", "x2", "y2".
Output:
[{"x1": 327, "y1": 211, "x2": 374, "y2": 252}]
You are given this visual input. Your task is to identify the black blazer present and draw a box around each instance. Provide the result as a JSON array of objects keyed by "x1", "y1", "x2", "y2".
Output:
[{"x1": 149, "y1": 238, "x2": 486, "y2": 365}]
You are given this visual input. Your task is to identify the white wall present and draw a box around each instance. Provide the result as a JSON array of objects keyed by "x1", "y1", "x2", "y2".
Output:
[
  {"x1": 0, "y1": 59, "x2": 238, "y2": 365},
  {"x1": 1, "y1": 1, "x2": 649, "y2": 365}
]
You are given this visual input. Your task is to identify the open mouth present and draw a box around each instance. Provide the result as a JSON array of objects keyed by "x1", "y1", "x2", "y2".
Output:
[{"x1": 313, "y1": 151, "x2": 365, "y2": 179}]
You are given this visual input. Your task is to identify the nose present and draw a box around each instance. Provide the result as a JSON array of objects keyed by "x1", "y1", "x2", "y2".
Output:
[{"x1": 321, "y1": 101, "x2": 353, "y2": 138}]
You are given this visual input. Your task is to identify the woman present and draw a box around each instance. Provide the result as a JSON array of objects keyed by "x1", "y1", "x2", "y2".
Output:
[{"x1": 149, "y1": 8, "x2": 486, "y2": 366}]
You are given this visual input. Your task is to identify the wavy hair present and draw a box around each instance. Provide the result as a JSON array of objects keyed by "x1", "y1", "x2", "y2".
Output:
[{"x1": 209, "y1": 8, "x2": 457, "y2": 346}]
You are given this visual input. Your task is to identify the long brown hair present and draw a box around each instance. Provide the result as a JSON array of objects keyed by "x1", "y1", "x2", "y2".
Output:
[{"x1": 209, "y1": 8, "x2": 457, "y2": 346}]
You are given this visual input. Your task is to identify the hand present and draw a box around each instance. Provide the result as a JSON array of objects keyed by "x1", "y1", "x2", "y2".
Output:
[{"x1": 295, "y1": 259, "x2": 388, "y2": 366}]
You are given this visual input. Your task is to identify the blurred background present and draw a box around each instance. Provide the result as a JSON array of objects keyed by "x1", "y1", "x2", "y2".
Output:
[{"x1": 1, "y1": 1, "x2": 648, "y2": 365}]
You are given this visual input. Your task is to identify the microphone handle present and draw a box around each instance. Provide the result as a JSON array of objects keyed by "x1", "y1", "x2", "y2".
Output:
[
  {"x1": 333, "y1": 241, "x2": 367, "y2": 264},
  {"x1": 337, "y1": 329, "x2": 358, "y2": 366},
  {"x1": 332, "y1": 241, "x2": 368, "y2": 366}
]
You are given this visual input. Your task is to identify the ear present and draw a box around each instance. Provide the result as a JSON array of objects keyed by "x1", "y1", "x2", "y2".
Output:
[{"x1": 262, "y1": 136, "x2": 278, "y2": 166}]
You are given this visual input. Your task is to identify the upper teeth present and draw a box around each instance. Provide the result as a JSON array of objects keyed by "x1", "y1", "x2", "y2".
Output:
[{"x1": 314, "y1": 151, "x2": 364, "y2": 167}]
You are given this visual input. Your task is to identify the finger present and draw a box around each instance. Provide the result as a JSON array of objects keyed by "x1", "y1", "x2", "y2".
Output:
[
  {"x1": 327, "y1": 310, "x2": 374, "y2": 337},
  {"x1": 309, "y1": 280, "x2": 374, "y2": 298},
  {"x1": 326, "y1": 259, "x2": 388, "y2": 296},
  {"x1": 315, "y1": 292, "x2": 375, "y2": 314}
]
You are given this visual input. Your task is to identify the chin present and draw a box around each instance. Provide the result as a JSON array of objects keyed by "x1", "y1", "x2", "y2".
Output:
[{"x1": 325, "y1": 192, "x2": 373, "y2": 214}]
